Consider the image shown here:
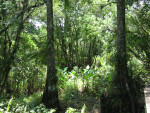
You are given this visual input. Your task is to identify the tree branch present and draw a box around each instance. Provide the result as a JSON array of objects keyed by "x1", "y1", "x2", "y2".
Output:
[
  {"x1": 0, "y1": 2, "x2": 44, "y2": 35},
  {"x1": 134, "y1": 14, "x2": 150, "y2": 36}
]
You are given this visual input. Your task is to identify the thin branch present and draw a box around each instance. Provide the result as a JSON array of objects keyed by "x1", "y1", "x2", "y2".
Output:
[
  {"x1": 134, "y1": 14, "x2": 150, "y2": 36},
  {"x1": 92, "y1": 2, "x2": 117, "y2": 6},
  {"x1": 128, "y1": 47, "x2": 143, "y2": 61},
  {"x1": 0, "y1": 2, "x2": 45, "y2": 35},
  {"x1": 11, "y1": 2, "x2": 38, "y2": 59}
]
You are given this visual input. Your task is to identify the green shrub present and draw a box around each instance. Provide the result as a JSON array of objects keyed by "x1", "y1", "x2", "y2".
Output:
[{"x1": 23, "y1": 92, "x2": 43, "y2": 108}]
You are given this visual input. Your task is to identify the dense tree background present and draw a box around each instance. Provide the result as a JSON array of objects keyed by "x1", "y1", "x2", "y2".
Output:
[{"x1": 0, "y1": 0, "x2": 149, "y2": 112}]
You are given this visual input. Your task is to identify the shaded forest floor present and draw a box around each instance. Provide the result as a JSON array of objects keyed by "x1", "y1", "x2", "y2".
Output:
[
  {"x1": 60, "y1": 92, "x2": 101, "y2": 113},
  {"x1": 0, "y1": 86, "x2": 147, "y2": 113},
  {"x1": 0, "y1": 91, "x2": 101, "y2": 113}
]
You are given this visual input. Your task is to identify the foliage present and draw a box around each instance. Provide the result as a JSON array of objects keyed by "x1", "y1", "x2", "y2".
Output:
[
  {"x1": 65, "y1": 107, "x2": 77, "y2": 113},
  {"x1": 57, "y1": 56, "x2": 114, "y2": 101},
  {"x1": 0, "y1": 99, "x2": 54, "y2": 113},
  {"x1": 0, "y1": 96, "x2": 88, "y2": 113},
  {"x1": 0, "y1": 0, "x2": 149, "y2": 112},
  {"x1": 81, "y1": 104, "x2": 86, "y2": 113},
  {"x1": 6, "y1": 96, "x2": 13, "y2": 113},
  {"x1": 23, "y1": 92, "x2": 43, "y2": 108}
]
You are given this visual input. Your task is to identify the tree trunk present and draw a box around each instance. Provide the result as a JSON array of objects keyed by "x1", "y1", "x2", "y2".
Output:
[
  {"x1": 0, "y1": 62, "x2": 11, "y2": 96},
  {"x1": 0, "y1": 0, "x2": 26, "y2": 96},
  {"x1": 115, "y1": 0, "x2": 136, "y2": 112},
  {"x1": 42, "y1": 0, "x2": 60, "y2": 109},
  {"x1": 88, "y1": 37, "x2": 92, "y2": 66}
]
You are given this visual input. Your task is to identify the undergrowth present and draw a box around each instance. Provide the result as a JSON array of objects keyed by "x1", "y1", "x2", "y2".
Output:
[{"x1": 0, "y1": 55, "x2": 147, "y2": 112}]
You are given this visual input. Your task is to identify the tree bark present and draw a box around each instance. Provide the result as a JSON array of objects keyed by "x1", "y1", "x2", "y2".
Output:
[
  {"x1": 42, "y1": 0, "x2": 60, "y2": 109},
  {"x1": 115, "y1": 0, "x2": 136, "y2": 112}
]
